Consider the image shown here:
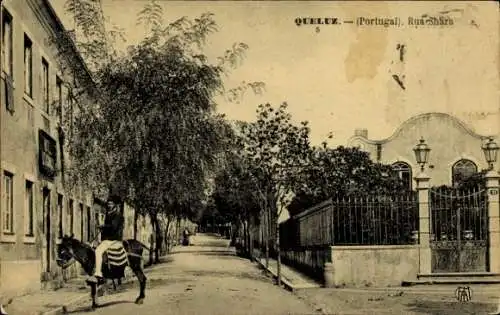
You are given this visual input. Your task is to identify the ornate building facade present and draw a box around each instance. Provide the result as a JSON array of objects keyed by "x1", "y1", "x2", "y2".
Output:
[{"x1": 347, "y1": 112, "x2": 499, "y2": 188}]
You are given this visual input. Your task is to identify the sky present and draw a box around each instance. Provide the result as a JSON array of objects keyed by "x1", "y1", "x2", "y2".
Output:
[{"x1": 49, "y1": 0, "x2": 500, "y2": 146}]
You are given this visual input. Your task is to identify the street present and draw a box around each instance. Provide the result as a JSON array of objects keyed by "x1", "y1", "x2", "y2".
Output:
[
  {"x1": 65, "y1": 234, "x2": 319, "y2": 315},
  {"x1": 61, "y1": 233, "x2": 500, "y2": 315}
]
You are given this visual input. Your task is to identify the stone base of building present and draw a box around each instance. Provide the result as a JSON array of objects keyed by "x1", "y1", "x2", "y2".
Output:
[{"x1": 0, "y1": 260, "x2": 41, "y2": 302}]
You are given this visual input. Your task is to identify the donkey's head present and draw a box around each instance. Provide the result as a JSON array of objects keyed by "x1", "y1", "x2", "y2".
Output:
[{"x1": 56, "y1": 233, "x2": 78, "y2": 269}]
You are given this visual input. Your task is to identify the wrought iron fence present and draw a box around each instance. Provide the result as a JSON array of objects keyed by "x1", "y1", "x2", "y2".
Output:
[{"x1": 280, "y1": 192, "x2": 419, "y2": 248}]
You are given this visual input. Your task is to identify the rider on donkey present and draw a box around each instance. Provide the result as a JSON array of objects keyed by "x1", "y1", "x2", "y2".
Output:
[{"x1": 87, "y1": 195, "x2": 125, "y2": 284}]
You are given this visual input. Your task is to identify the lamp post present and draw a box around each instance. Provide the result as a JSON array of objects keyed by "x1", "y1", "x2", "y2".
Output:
[
  {"x1": 483, "y1": 139, "x2": 500, "y2": 312},
  {"x1": 413, "y1": 137, "x2": 432, "y2": 274},
  {"x1": 413, "y1": 137, "x2": 431, "y2": 172},
  {"x1": 482, "y1": 137, "x2": 499, "y2": 171}
]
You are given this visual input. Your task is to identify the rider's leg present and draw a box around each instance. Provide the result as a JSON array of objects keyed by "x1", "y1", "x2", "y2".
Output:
[{"x1": 88, "y1": 240, "x2": 113, "y2": 282}]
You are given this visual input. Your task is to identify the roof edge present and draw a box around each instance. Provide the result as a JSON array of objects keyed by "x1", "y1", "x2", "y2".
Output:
[
  {"x1": 349, "y1": 112, "x2": 494, "y2": 145},
  {"x1": 41, "y1": 0, "x2": 97, "y2": 88}
]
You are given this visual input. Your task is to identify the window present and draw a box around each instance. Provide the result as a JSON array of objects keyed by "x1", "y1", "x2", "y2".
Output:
[
  {"x1": 56, "y1": 77, "x2": 63, "y2": 121},
  {"x1": 3, "y1": 172, "x2": 14, "y2": 234},
  {"x1": 57, "y1": 194, "x2": 63, "y2": 238},
  {"x1": 2, "y1": 10, "x2": 13, "y2": 111},
  {"x1": 42, "y1": 59, "x2": 49, "y2": 113},
  {"x1": 392, "y1": 162, "x2": 412, "y2": 190},
  {"x1": 452, "y1": 159, "x2": 478, "y2": 187},
  {"x1": 68, "y1": 199, "x2": 74, "y2": 235},
  {"x1": 24, "y1": 181, "x2": 34, "y2": 237},
  {"x1": 24, "y1": 34, "x2": 33, "y2": 97}
]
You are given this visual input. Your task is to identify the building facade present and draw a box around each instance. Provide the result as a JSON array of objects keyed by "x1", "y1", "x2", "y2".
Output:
[
  {"x1": 347, "y1": 112, "x2": 499, "y2": 188},
  {"x1": 0, "y1": 0, "x2": 99, "y2": 297}
]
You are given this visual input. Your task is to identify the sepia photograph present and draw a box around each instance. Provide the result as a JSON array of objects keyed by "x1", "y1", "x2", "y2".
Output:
[{"x1": 0, "y1": 0, "x2": 499, "y2": 314}]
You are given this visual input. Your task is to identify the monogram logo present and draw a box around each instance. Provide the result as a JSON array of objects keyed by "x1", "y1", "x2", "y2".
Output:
[{"x1": 455, "y1": 286, "x2": 472, "y2": 302}]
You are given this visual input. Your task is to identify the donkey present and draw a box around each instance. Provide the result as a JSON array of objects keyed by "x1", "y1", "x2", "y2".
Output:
[{"x1": 56, "y1": 234, "x2": 149, "y2": 309}]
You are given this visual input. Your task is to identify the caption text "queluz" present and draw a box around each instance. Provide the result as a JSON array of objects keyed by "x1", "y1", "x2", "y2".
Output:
[{"x1": 294, "y1": 16, "x2": 455, "y2": 28}]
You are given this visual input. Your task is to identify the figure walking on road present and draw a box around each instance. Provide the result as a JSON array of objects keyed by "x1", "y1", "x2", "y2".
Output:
[{"x1": 182, "y1": 228, "x2": 190, "y2": 246}]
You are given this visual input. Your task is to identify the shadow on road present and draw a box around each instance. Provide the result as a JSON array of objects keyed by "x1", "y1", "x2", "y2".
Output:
[
  {"x1": 66, "y1": 300, "x2": 133, "y2": 313},
  {"x1": 405, "y1": 300, "x2": 493, "y2": 315},
  {"x1": 171, "y1": 250, "x2": 235, "y2": 256},
  {"x1": 183, "y1": 243, "x2": 230, "y2": 247},
  {"x1": 184, "y1": 269, "x2": 269, "y2": 282}
]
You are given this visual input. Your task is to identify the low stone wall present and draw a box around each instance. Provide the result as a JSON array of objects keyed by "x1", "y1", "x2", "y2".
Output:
[
  {"x1": 280, "y1": 246, "x2": 332, "y2": 282},
  {"x1": 327, "y1": 245, "x2": 419, "y2": 287}
]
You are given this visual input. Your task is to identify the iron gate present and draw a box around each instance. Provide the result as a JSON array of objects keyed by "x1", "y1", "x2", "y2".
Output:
[{"x1": 429, "y1": 187, "x2": 489, "y2": 273}]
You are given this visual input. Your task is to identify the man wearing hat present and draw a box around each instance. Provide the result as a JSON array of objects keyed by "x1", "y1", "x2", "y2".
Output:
[{"x1": 87, "y1": 195, "x2": 124, "y2": 284}]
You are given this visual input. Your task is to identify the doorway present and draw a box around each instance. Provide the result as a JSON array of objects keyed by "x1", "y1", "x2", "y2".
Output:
[{"x1": 42, "y1": 187, "x2": 51, "y2": 273}]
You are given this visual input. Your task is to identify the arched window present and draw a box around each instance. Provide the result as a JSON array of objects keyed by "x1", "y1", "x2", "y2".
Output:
[
  {"x1": 452, "y1": 159, "x2": 478, "y2": 187},
  {"x1": 392, "y1": 162, "x2": 412, "y2": 190}
]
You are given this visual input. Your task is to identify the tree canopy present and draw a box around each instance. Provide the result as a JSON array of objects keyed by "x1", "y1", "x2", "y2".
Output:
[
  {"x1": 286, "y1": 145, "x2": 409, "y2": 216},
  {"x1": 52, "y1": 1, "x2": 264, "y2": 215},
  {"x1": 209, "y1": 101, "x2": 409, "y2": 222}
]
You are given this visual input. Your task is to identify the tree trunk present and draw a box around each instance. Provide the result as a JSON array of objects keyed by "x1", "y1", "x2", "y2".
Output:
[
  {"x1": 265, "y1": 205, "x2": 269, "y2": 269},
  {"x1": 176, "y1": 216, "x2": 182, "y2": 243},
  {"x1": 248, "y1": 220, "x2": 254, "y2": 261},
  {"x1": 259, "y1": 216, "x2": 266, "y2": 261},
  {"x1": 244, "y1": 221, "x2": 250, "y2": 255},
  {"x1": 148, "y1": 214, "x2": 155, "y2": 266},
  {"x1": 165, "y1": 216, "x2": 172, "y2": 253},
  {"x1": 276, "y1": 220, "x2": 281, "y2": 286},
  {"x1": 152, "y1": 215, "x2": 162, "y2": 263},
  {"x1": 247, "y1": 221, "x2": 253, "y2": 259},
  {"x1": 133, "y1": 209, "x2": 138, "y2": 240},
  {"x1": 243, "y1": 220, "x2": 248, "y2": 256}
]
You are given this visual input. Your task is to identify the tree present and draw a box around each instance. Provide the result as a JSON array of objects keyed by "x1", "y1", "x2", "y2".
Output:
[
  {"x1": 238, "y1": 102, "x2": 312, "y2": 285},
  {"x1": 48, "y1": 0, "x2": 265, "y2": 260},
  {"x1": 287, "y1": 145, "x2": 408, "y2": 216},
  {"x1": 210, "y1": 139, "x2": 262, "y2": 256}
]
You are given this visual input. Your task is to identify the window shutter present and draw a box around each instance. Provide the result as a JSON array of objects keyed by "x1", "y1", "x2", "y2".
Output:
[{"x1": 4, "y1": 75, "x2": 14, "y2": 113}]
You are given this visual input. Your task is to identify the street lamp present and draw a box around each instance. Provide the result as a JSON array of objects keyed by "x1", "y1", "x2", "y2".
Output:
[
  {"x1": 482, "y1": 137, "x2": 499, "y2": 170},
  {"x1": 413, "y1": 137, "x2": 431, "y2": 172}
]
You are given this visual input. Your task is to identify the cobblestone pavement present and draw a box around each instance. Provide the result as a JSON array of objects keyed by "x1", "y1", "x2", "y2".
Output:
[{"x1": 65, "y1": 234, "x2": 319, "y2": 315}]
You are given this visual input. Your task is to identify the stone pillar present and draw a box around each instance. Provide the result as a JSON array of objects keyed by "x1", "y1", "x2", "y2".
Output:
[
  {"x1": 415, "y1": 172, "x2": 431, "y2": 275},
  {"x1": 486, "y1": 170, "x2": 500, "y2": 273},
  {"x1": 324, "y1": 262, "x2": 335, "y2": 288}
]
